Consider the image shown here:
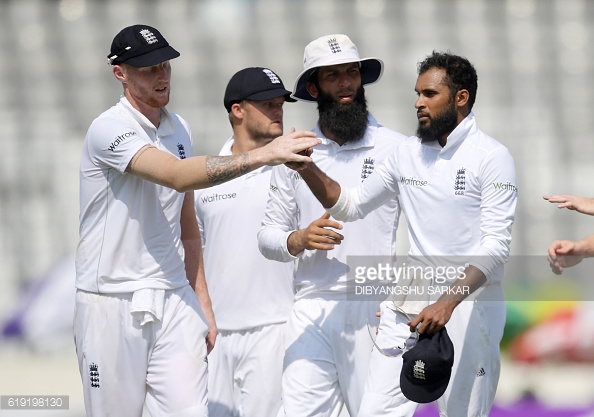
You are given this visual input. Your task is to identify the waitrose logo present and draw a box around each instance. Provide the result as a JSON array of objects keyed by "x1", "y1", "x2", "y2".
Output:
[
  {"x1": 108, "y1": 131, "x2": 137, "y2": 152},
  {"x1": 493, "y1": 182, "x2": 517, "y2": 192}
]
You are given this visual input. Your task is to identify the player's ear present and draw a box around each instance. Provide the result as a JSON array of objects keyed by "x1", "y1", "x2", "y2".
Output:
[
  {"x1": 113, "y1": 65, "x2": 126, "y2": 83},
  {"x1": 306, "y1": 81, "x2": 319, "y2": 99},
  {"x1": 455, "y1": 89, "x2": 469, "y2": 109},
  {"x1": 231, "y1": 102, "x2": 244, "y2": 121}
]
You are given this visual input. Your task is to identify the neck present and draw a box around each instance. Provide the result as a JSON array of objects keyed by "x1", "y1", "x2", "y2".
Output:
[
  {"x1": 124, "y1": 91, "x2": 162, "y2": 128},
  {"x1": 231, "y1": 131, "x2": 272, "y2": 155},
  {"x1": 319, "y1": 126, "x2": 347, "y2": 146}
]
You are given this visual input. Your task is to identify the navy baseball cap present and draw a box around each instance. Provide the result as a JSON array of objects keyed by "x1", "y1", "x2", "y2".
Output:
[
  {"x1": 107, "y1": 24, "x2": 180, "y2": 67},
  {"x1": 400, "y1": 327, "x2": 455, "y2": 403},
  {"x1": 224, "y1": 67, "x2": 296, "y2": 112}
]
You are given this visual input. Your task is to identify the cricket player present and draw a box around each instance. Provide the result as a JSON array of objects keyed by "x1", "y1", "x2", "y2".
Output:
[
  {"x1": 74, "y1": 24, "x2": 319, "y2": 417},
  {"x1": 291, "y1": 51, "x2": 518, "y2": 416},
  {"x1": 258, "y1": 34, "x2": 406, "y2": 417},
  {"x1": 195, "y1": 67, "x2": 296, "y2": 417}
]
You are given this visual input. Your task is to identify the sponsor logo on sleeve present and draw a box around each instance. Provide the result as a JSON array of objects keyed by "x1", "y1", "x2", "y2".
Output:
[
  {"x1": 108, "y1": 131, "x2": 137, "y2": 152},
  {"x1": 270, "y1": 184, "x2": 279, "y2": 192},
  {"x1": 492, "y1": 182, "x2": 517, "y2": 193}
]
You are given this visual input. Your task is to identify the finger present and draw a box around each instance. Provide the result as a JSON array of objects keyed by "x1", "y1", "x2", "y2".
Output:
[
  {"x1": 315, "y1": 221, "x2": 344, "y2": 233},
  {"x1": 408, "y1": 316, "x2": 422, "y2": 333},
  {"x1": 310, "y1": 242, "x2": 339, "y2": 251},
  {"x1": 313, "y1": 228, "x2": 344, "y2": 241},
  {"x1": 310, "y1": 234, "x2": 343, "y2": 247}
]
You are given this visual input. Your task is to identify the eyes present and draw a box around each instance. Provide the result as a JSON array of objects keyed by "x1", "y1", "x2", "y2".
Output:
[
  {"x1": 415, "y1": 89, "x2": 438, "y2": 98},
  {"x1": 261, "y1": 100, "x2": 284, "y2": 109},
  {"x1": 321, "y1": 65, "x2": 361, "y2": 81},
  {"x1": 137, "y1": 61, "x2": 171, "y2": 74}
]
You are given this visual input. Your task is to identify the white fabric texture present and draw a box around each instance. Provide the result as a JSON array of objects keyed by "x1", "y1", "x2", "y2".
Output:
[
  {"x1": 195, "y1": 137, "x2": 294, "y2": 331},
  {"x1": 130, "y1": 288, "x2": 165, "y2": 326},
  {"x1": 76, "y1": 96, "x2": 193, "y2": 293},
  {"x1": 74, "y1": 286, "x2": 209, "y2": 417}
]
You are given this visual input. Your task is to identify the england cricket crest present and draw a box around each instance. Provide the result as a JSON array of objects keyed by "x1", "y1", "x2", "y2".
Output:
[
  {"x1": 361, "y1": 157, "x2": 375, "y2": 181},
  {"x1": 89, "y1": 362, "x2": 100, "y2": 388},
  {"x1": 454, "y1": 167, "x2": 466, "y2": 195}
]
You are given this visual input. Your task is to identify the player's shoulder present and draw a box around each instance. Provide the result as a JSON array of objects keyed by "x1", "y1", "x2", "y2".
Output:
[
  {"x1": 372, "y1": 124, "x2": 408, "y2": 158},
  {"x1": 87, "y1": 103, "x2": 138, "y2": 139},
  {"x1": 467, "y1": 126, "x2": 511, "y2": 157}
]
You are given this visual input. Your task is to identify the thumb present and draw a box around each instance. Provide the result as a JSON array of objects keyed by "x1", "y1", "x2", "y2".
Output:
[{"x1": 320, "y1": 211, "x2": 331, "y2": 220}]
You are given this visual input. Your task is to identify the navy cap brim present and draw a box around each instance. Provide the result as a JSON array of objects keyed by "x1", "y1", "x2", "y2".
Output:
[
  {"x1": 123, "y1": 45, "x2": 180, "y2": 68},
  {"x1": 245, "y1": 88, "x2": 297, "y2": 103}
]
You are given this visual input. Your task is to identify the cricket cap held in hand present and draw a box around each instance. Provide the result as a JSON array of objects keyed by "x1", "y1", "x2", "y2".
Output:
[{"x1": 400, "y1": 326, "x2": 455, "y2": 404}]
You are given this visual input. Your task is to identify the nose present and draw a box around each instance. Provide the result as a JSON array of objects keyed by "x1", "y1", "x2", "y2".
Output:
[
  {"x1": 415, "y1": 95, "x2": 424, "y2": 110},
  {"x1": 338, "y1": 72, "x2": 352, "y2": 88}
]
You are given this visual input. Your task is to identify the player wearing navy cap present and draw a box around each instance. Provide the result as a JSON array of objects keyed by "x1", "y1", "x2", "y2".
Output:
[
  {"x1": 258, "y1": 34, "x2": 406, "y2": 417},
  {"x1": 195, "y1": 67, "x2": 296, "y2": 417},
  {"x1": 74, "y1": 25, "x2": 319, "y2": 417}
]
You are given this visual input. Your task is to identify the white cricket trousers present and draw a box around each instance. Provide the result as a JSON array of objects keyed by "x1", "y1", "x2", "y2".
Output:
[
  {"x1": 207, "y1": 323, "x2": 285, "y2": 417},
  {"x1": 73, "y1": 286, "x2": 209, "y2": 417},
  {"x1": 359, "y1": 298, "x2": 506, "y2": 417},
  {"x1": 278, "y1": 298, "x2": 380, "y2": 417}
]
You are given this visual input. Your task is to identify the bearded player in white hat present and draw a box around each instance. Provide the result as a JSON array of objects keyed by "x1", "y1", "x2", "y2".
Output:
[{"x1": 258, "y1": 34, "x2": 407, "y2": 417}]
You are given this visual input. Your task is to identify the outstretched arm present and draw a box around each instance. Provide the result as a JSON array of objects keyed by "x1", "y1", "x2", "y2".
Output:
[
  {"x1": 547, "y1": 234, "x2": 594, "y2": 275},
  {"x1": 129, "y1": 129, "x2": 320, "y2": 192},
  {"x1": 293, "y1": 162, "x2": 342, "y2": 208},
  {"x1": 543, "y1": 194, "x2": 594, "y2": 216}
]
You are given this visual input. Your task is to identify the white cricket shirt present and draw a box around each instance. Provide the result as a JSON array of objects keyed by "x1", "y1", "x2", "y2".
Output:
[
  {"x1": 195, "y1": 137, "x2": 294, "y2": 331},
  {"x1": 329, "y1": 113, "x2": 518, "y2": 308},
  {"x1": 76, "y1": 96, "x2": 193, "y2": 293},
  {"x1": 258, "y1": 114, "x2": 405, "y2": 299}
]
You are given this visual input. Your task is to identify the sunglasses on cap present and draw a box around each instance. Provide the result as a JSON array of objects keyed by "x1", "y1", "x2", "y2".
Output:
[{"x1": 367, "y1": 305, "x2": 419, "y2": 358}]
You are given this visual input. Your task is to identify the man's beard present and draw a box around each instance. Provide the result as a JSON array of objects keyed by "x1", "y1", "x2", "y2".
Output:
[
  {"x1": 317, "y1": 86, "x2": 369, "y2": 143},
  {"x1": 416, "y1": 101, "x2": 458, "y2": 143}
]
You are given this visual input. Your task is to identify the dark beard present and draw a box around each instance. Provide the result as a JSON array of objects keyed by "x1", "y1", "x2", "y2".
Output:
[
  {"x1": 317, "y1": 86, "x2": 369, "y2": 144},
  {"x1": 416, "y1": 101, "x2": 458, "y2": 143}
]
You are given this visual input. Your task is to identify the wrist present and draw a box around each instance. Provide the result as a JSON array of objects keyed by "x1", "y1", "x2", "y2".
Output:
[{"x1": 287, "y1": 230, "x2": 305, "y2": 256}]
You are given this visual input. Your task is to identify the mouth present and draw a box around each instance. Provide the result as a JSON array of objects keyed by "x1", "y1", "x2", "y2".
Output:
[
  {"x1": 155, "y1": 86, "x2": 168, "y2": 93},
  {"x1": 337, "y1": 91, "x2": 355, "y2": 104},
  {"x1": 417, "y1": 112, "x2": 430, "y2": 123}
]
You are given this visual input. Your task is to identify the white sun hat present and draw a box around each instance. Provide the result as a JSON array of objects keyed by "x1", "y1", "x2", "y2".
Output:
[{"x1": 292, "y1": 34, "x2": 384, "y2": 102}]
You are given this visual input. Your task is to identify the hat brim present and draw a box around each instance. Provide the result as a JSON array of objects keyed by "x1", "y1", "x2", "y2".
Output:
[
  {"x1": 399, "y1": 370, "x2": 451, "y2": 404},
  {"x1": 124, "y1": 45, "x2": 180, "y2": 68},
  {"x1": 291, "y1": 57, "x2": 384, "y2": 102},
  {"x1": 245, "y1": 88, "x2": 297, "y2": 103}
]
